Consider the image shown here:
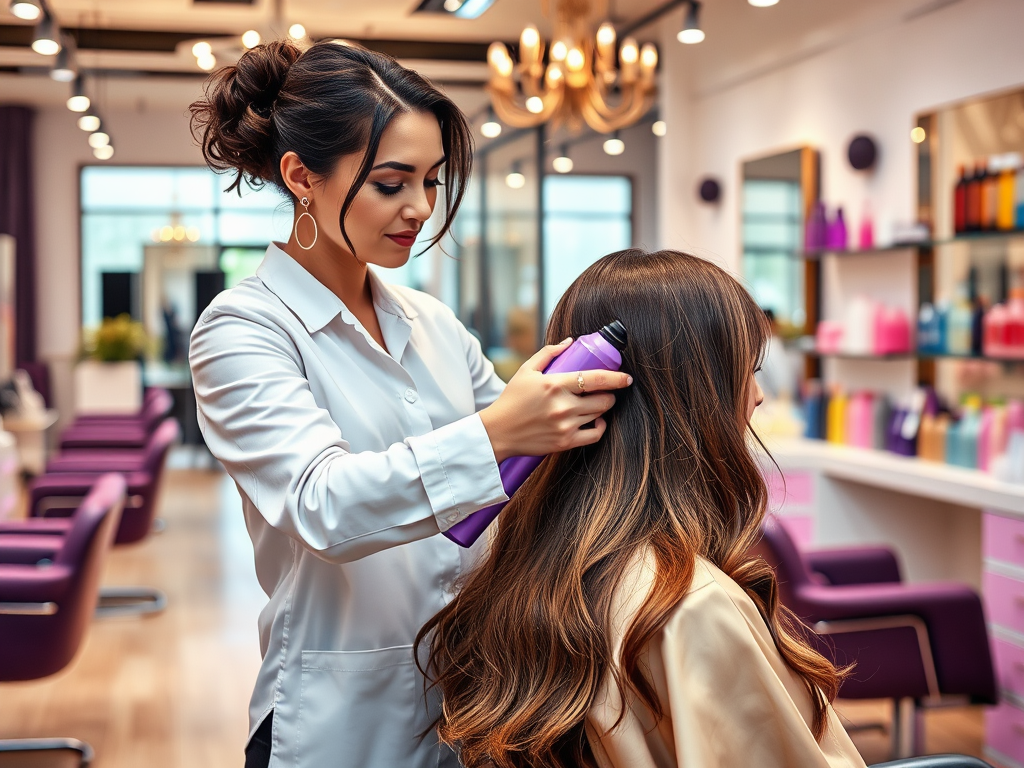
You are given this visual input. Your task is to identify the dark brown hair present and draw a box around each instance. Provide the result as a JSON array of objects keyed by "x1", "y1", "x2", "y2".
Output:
[
  {"x1": 189, "y1": 39, "x2": 473, "y2": 253},
  {"x1": 418, "y1": 249, "x2": 846, "y2": 768}
]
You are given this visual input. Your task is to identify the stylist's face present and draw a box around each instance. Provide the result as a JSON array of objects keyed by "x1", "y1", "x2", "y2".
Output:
[{"x1": 317, "y1": 110, "x2": 445, "y2": 268}]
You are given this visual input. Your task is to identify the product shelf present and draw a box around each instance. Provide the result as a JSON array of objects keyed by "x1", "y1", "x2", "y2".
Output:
[{"x1": 801, "y1": 229, "x2": 1024, "y2": 259}]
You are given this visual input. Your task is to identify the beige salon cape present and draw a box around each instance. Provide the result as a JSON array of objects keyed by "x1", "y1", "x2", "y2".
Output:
[{"x1": 586, "y1": 556, "x2": 867, "y2": 768}]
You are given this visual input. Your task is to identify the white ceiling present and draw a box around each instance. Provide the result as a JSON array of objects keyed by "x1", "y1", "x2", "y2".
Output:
[{"x1": 0, "y1": 0, "x2": 968, "y2": 109}]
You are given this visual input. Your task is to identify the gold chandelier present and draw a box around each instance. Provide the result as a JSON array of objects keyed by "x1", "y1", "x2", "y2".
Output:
[{"x1": 486, "y1": 0, "x2": 658, "y2": 134}]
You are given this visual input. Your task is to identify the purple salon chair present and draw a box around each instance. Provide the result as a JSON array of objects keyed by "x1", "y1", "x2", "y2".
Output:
[
  {"x1": 60, "y1": 388, "x2": 174, "y2": 450},
  {"x1": 0, "y1": 473, "x2": 126, "y2": 767},
  {"x1": 758, "y1": 516, "x2": 997, "y2": 759},
  {"x1": 0, "y1": 418, "x2": 180, "y2": 616}
]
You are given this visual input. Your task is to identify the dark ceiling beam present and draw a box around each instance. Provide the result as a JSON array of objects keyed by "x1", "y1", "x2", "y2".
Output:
[{"x1": 0, "y1": 24, "x2": 496, "y2": 61}]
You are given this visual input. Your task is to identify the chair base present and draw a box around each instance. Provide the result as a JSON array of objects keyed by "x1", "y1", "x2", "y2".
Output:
[
  {"x1": 95, "y1": 586, "x2": 167, "y2": 618},
  {"x1": 0, "y1": 737, "x2": 93, "y2": 767}
]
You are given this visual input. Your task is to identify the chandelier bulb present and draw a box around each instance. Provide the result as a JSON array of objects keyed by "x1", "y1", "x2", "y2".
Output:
[
  {"x1": 550, "y1": 40, "x2": 568, "y2": 62},
  {"x1": 620, "y1": 38, "x2": 639, "y2": 65},
  {"x1": 566, "y1": 47, "x2": 585, "y2": 72},
  {"x1": 603, "y1": 134, "x2": 625, "y2": 156},
  {"x1": 596, "y1": 23, "x2": 616, "y2": 48}
]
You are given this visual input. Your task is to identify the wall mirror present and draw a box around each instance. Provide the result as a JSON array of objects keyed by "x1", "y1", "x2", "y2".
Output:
[{"x1": 740, "y1": 147, "x2": 820, "y2": 335}]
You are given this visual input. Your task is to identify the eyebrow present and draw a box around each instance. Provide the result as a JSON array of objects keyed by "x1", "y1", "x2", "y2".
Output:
[{"x1": 371, "y1": 157, "x2": 446, "y2": 173}]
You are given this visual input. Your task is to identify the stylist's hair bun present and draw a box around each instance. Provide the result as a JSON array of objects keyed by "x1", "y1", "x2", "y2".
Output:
[{"x1": 190, "y1": 40, "x2": 301, "y2": 193}]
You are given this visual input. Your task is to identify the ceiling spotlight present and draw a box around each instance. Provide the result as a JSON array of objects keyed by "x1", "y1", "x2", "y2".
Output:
[
  {"x1": 748, "y1": 0, "x2": 779, "y2": 5},
  {"x1": 77, "y1": 111, "x2": 100, "y2": 132},
  {"x1": 552, "y1": 146, "x2": 573, "y2": 174},
  {"x1": 603, "y1": 133, "x2": 625, "y2": 156},
  {"x1": 88, "y1": 130, "x2": 110, "y2": 149},
  {"x1": 241, "y1": 30, "x2": 261, "y2": 49},
  {"x1": 677, "y1": 1, "x2": 705, "y2": 44},
  {"x1": 197, "y1": 53, "x2": 217, "y2": 71},
  {"x1": 481, "y1": 106, "x2": 501, "y2": 138},
  {"x1": 66, "y1": 76, "x2": 90, "y2": 112},
  {"x1": 443, "y1": 0, "x2": 463, "y2": 10},
  {"x1": 288, "y1": 23, "x2": 306, "y2": 40},
  {"x1": 652, "y1": 120, "x2": 667, "y2": 137},
  {"x1": 192, "y1": 41, "x2": 212, "y2": 57},
  {"x1": 506, "y1": 162, "x2": 525, "y2": 189},
  {"x1": 31, "y1": 14, "x2": 61, "y2": 56},
  {"x1": 93, "y1": 144, "x2": 114, "y2": 160},
  {"x1": 10, "y1": 0, "x2": 43, "y2": 21},
  {"x1": 50, "y1": 39, "x2": 76, "y2": 81}
]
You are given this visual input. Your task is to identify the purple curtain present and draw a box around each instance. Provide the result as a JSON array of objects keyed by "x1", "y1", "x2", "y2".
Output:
[{"x1": 0, "y1": 105, "x2": 37, "y2": 366}]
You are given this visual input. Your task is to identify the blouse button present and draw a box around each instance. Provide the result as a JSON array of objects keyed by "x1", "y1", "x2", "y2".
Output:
[
  {"x1": 404, "y1": 388, "x2": 419, "y2": 404},
  {"x1": 446, "y1": 513, "x2": 458, "y2": 524}
]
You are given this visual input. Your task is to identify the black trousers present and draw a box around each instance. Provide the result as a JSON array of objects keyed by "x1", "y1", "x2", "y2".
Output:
[{"x1": 244, "y1": 711, "x2": 273, "y2": 768}]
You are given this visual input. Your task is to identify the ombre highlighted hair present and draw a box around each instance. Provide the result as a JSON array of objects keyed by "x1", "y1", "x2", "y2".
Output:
[{"x1": 417, "y1": 249, "x2": 846, "y2": 768}]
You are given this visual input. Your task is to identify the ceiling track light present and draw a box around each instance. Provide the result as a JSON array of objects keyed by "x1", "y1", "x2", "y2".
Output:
[
  {"x1": 77, "y1": 111, "x2": 100, "y2": 132},
  {"x1": 505, "y1": 161, "x2": 525, "y2": 189},
  {"x1": 50, "y1": 35, "x2": 76, "y2": 82},
  {"x1": 603, "y1": 132, "x2": 625, "y2": 156},
  {"x1": 677, "y1": 0, "x2": 705, "y2": 45},
  {"x1": 66, "y1": 75, "x2": 90, "y2": 112},
  {"x1": 481, "y1": 105, "x2": 501, "y2": 138},
  {"x1": 31, "y1": 12, "x2": 61, "y2": 56},
  {"x1": 552, "y1": 145, "x2": 573, "y2": 174},
  {"x1": 748, "y1": 0, "x2": 779, "y2": 6},
  {"x1": 10, "y1": 0, "x2": 43, "y2": 21}
]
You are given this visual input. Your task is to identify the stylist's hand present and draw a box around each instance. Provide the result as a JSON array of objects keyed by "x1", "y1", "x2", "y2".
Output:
[{"x1": 479, "y1": 338, "x2": 633, "y2": 464}]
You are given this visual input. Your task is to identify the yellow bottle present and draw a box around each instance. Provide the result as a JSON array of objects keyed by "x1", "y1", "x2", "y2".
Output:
[
  {"x1": 998, "y1": 167, "x2": 1016, "y2": 231},
  {"x1": 918, "y1": 413, "x2": 937, "y2": 460},
  {"x1": 827, "y1": 389, "x2": 848, "y2": 445}
]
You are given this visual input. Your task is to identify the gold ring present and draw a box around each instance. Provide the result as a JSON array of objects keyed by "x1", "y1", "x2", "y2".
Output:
[{"x1": 577, "y1": 372, "x2": 585, "y2": 392}]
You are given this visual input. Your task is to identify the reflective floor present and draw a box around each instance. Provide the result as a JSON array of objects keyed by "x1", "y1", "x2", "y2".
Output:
[{"x1": 0, "y1": 453, "x2": 987, "y2": 767}]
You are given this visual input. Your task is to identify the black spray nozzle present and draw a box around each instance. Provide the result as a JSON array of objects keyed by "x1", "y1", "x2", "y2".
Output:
[{"x1": 598, "y1": 320, "x2": 628, "y2": 351}]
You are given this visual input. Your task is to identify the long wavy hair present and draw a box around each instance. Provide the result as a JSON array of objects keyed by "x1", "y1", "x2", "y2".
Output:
[{"x1": 417, "y1": 249, "x2": 846, "y2": 768}]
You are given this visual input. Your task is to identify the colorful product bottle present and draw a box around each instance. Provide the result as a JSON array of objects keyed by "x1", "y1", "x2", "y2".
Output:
[
  {"x1": 1008, "y1": 289, "x2": 1024, "y2": 359},
  {"x1": 1016, "y1": 164, "x2": 1024, "y2": 229},
  {"x1": 966, "y1": 164, "x2": 982, "y2": 232},
  {"x1": 998, "y1": 162, "x2": 1016, "y2": 231},
  {"x1": 827, "y1": 207, "x2": 848, "y2": 252},
  {"x1": 946, "y1": 289, "x2": 974, "y2": 355},
  {"x1": 984, "y1": 302, "x2": 1009, "y2": 358},
  {"x1": 954, "y1": 165, "x2": 967, "y2": 234},
  {"x1": 846, "y1": 391, "x2": 874, "y2": 448},
  {"x1": 826, "y1": 388, "x2": 848, "y2": 445},
  {"x1": 978, "y1": 406, "x2": 994, "y2": 472},
  {"x1": 872, "y1": 394, "x2": 891, "y2": 450},
  {"x1": 858, "y1": 203, "x2": 875, "y2": 250},
  {"x1": 918, "y1": 302, "x2": 943, "y2": 354},
  {"x1": 443, "y1": 321, "x2": 628, "y2": 548},
  {"x1": 982, "y1": 159, "x2": 999, "y2": 231}
]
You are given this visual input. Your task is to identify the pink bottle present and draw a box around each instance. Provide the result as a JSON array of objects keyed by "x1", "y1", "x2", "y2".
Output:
[
  {"x1": 816, "y1": 320, "x2": 844, "y2": 354},
  {"x1": 1007, "y1": 289, "x2": 1024, "y2": 359},
  {"x1": 846, "y1": 391, "x2": 875, "y2": 448},
  {"x1": 985, "y1": 303, "x2": 1009, "y2": 358},
  {"x1": 858, "y1": 203, "x2": 875, "y2": 251},
  {"x1": 874, "y1": 306, "x2": 912, "y2": 355}
]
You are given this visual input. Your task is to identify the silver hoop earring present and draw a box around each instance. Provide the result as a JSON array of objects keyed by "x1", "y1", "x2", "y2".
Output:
[{"x1": 294, "y1": 196, "x2": 318, "y2": 251}]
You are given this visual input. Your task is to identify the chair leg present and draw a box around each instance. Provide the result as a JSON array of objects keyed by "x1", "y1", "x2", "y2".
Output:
[
  {"x1": 0, "y1": 737, "x2": 94, "y2": 766},
  {"x1": 912, "y1": 700, "x2": 925, "y2": 756},
  {"x1": 95, "y1": 586, "x2": 167, "y2": 618},
  {"x1": 892, "y1": 698, "x2": 916, "y2": 759}
]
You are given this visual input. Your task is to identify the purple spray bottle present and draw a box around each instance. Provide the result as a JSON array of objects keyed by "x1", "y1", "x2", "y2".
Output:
[{"x1": 443, "y1": 320, "x2": 628, "y2": 548}]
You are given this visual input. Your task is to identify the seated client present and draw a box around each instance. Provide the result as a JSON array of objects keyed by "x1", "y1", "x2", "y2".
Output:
[{"x1": 418, "y1": 249, "x2": 867, "y2": 768}]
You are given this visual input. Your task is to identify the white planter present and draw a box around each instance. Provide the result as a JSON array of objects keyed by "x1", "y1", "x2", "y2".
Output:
[{"x1": 74, "y1": 360, "x2": 143, "y2": 415}]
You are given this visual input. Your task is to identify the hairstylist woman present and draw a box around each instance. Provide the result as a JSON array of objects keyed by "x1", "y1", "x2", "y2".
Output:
[{"x1": 187, "y1": 40, "x2": 630, "y2": 768}]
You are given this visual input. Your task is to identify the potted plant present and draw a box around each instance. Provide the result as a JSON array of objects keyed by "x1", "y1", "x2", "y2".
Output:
[{"x1": 74, "y1": 314, "x2": 149, "y2": 415}]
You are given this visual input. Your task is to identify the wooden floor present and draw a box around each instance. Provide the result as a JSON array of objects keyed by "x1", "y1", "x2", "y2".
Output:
[{"x1": 0, "y1": 456, "x2": 992, "y2": 767}]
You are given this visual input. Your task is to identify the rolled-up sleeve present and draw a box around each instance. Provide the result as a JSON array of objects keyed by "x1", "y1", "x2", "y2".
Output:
[{"x1": 189, "y1": 308, "x2": 508, "y2": 564}]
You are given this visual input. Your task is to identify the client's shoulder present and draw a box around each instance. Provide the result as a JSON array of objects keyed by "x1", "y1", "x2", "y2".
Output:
[{"x1": 664, "y1": 557, "x2": 772, "y2": 646}]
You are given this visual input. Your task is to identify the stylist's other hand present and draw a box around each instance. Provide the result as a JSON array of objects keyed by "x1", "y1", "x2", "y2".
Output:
[{"x1": 479, "y1": 338, "x2": 633, "y2": 464}]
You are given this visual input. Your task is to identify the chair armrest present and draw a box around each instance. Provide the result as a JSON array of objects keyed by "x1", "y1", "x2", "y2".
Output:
[
  {"x1": 797, "y1": 582, "x2": 982, "y2": 622},
  {"x1": 0, "y1": 518, "x2": 74, "y2": 535},
  {"x1": 869, "y1": 755, "x2": 995, "y2": 768},
  {"x1": 0, "y1": 534, "x2": 64, "y2": 565},
  {"x1": 28, "y1": 472, "x2": 149, "y2": 518},
  {"x1": 0, "y1": 563, "x2": 73, "y2": 604},
  {"x1": 805, "y1": 546, "x2": 902, "y2": 585},
  {"x1": 46, "y1": 452, "x2": 147, "y2": 474}
]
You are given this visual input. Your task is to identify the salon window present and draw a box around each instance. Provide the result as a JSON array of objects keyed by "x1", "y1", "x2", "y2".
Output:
[{"x1": 742, "y1": 178, "x2": 805, "y2": 328}]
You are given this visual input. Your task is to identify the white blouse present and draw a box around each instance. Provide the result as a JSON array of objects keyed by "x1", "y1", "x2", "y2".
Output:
[{"x1": 189, "y1": 243, "x2": 508, "y2": 768}]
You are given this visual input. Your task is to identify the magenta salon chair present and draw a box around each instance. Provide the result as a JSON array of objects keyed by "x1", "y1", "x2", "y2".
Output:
[
  {"x1": 0, "y1": 418, "x2": 179, "y2": 616},
  {"x1": 0, "y1": 473, "x2": 126, "y2": 767},
  {"x1": 759, "y1": 516, "x2": 997, "y2": 759},
  {"x1": 59, "y1": 388, "x2": 174, "y2": 451}
]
